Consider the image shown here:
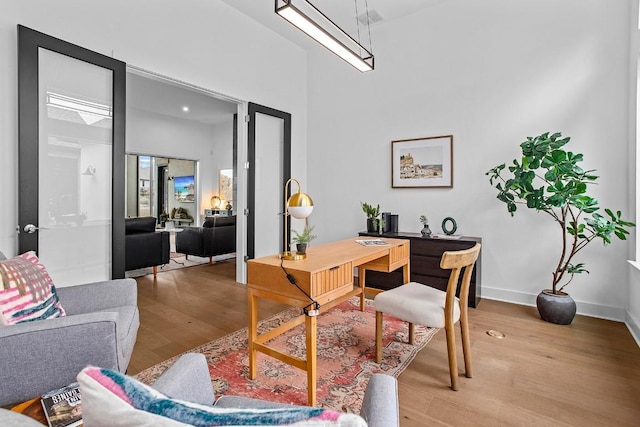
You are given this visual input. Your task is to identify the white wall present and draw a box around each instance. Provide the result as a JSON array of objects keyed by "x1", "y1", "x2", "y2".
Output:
[
  {"x1": 307, "y1": 0, "x2": 634, "y2": 320},
  {"x1": 127, "y1": 107, "x2": 215, "y2": 222},
  {"x1": 0, "y1": 0, "x2": 308, "y2": 258}
]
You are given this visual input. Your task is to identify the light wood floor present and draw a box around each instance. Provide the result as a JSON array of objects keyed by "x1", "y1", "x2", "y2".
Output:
[{"x1": 129, "y1": 261, "x2": 640, "y2": 427}]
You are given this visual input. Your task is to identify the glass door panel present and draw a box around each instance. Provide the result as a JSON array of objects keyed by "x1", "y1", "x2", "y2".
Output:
[
  {"x1": 37, "y1": 48, "x2": 113, "y2": 285},
  {"x1": 253, "y1": 113, "x2": 284, "y2": 258},
  {"x1": 246, "y1": 103, "x2": 291, "y2": 260}
]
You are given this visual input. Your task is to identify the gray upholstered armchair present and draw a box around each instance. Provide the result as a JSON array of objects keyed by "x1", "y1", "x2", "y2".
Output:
[
  {"x1": 0, "y1": 250, "x2": 140, "y2": 407},
  {"x1": 0, "y1": 353, "x2": 400, "y2": 426}
]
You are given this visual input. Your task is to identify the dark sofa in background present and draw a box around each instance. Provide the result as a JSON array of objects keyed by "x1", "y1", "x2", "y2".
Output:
[
  {"x1": 125, "y1": 217, "x2": 170, "y2": 277},
  {"x1": 175, "y1": 216, "x2": 236, "y2": 263}
]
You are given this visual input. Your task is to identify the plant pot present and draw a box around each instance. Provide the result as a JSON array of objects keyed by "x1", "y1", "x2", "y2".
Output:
[
  {"x1": 366, "y1": 218, "x2": 377, "y2": 233},
  {"x1": 536, "y1": 289, "x2": 576, "y2": 325},
  {"x1": 296, "y1": 243, "x2": 307, "y2": 254}
]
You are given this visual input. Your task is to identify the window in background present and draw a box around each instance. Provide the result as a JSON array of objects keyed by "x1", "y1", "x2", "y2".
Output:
[{"x1": 138, "y1": 156, "x2": 151, "y2": 217}]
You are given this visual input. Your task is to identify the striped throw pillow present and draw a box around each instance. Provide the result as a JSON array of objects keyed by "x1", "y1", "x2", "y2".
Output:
[
  {"x1": 0, "y1": 251, "x2": 66, "y2": 325},
  {"x1": 78, "y1": 366, "x2": 367, "y2": 426}
]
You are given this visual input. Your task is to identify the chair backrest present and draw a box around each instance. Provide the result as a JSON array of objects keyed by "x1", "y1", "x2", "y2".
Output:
[
  {"x1": 125, "y1": 217, "x2": 157, "y2": 234},
  {"x1": 440, "y1": 243, "x2": 481, "y2": 311}
]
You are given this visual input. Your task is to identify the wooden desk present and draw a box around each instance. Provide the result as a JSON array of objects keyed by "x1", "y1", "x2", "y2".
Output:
[{"x1": 247, "y1": 237, "x2": 410, "y2": 406}]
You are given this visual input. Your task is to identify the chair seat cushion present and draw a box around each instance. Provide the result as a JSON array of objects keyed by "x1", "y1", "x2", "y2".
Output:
[{"x1": 374, "y1": 282, "x2": 459, "y2": 328}]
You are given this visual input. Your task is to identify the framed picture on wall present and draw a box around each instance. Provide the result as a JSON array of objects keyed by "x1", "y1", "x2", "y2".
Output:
[
  {"x1": 219, "y1": 169, "x2": 233, "y2": 202},
  {"x1": 174, "y1": 175, "x2": 195, "y2": 202},
  {"x1": 391, "y1": 135, "x2": 453, "y2": 188}
]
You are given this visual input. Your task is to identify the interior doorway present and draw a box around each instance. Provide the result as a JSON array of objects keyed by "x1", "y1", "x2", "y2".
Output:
[{"x1": 125, "y1": 154, "x2": 198, "y2": 225}]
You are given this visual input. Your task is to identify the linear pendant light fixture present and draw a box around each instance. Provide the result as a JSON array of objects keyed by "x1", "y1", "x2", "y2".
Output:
[{"x1": 275, "y1": 0, "x2": 374, "y2": 72}]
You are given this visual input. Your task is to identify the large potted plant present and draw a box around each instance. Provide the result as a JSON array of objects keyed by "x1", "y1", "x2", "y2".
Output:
[{"x1": 486, "y1": 132, "x2": 634, "y2": 324}]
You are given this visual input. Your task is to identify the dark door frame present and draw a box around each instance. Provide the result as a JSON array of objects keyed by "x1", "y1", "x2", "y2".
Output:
[
  {"x1": 157, "y1": 165, "x2": 168, "y2": 221},
  {"x1": 18, "y1": 25, "x2": 126, "y2": 278},
  {"x1": 246, "y1": 102, "x2": 291, "y2": 260}
]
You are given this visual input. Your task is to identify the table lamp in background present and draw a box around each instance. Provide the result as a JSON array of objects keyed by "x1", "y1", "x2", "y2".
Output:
[{"x1": 280, "y1": 178, "x2": 313, "y2": 260}]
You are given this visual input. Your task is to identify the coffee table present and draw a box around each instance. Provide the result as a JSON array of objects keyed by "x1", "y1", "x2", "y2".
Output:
[{"x1": 246, "y1": 237, "x2": 410, "y2": 405}]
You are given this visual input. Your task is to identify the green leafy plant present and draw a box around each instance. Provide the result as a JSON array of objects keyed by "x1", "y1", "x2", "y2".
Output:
[
  {"x1": 292, "y1": 225, "x2": 317, "y2": 244},
  {"x1": 486, "y1": 132, "x2": 635, "y2": 294},
  {"x1": 361, "y1": 202, "x2": 382, "y2": 229}
]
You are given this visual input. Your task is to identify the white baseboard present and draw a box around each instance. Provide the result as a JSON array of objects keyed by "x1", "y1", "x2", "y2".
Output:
[
  {"x1": 626, "y1": 310, "x2": 640, "y2": 347},
  {"x1": 481, "y1": 287, "x2": 626, "y2": 321}
]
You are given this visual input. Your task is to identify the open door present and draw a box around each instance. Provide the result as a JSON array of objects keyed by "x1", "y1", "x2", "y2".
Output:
[
  {"x1": 17, "y1": 25, "x2": 126, "y2": 284},
  {"x1": 247, "y1": 103, "x2": 291, "y2": 260}
]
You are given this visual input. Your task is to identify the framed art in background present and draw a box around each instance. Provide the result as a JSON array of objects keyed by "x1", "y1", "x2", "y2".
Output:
[{"x1": 392, "y1": 135, "x2": 453, "y2": 188}]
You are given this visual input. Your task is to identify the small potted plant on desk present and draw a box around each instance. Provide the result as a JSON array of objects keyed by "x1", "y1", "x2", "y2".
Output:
[{"x1": 292, "y1": 225, "x2": 317, "y2": 255}]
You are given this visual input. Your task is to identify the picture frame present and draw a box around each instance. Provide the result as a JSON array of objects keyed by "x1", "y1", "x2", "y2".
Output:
[
  {"x1": 391, "y1": 135, "x2": 453, "y2": 188},
  {"x1": 174, "y1": 175, "x2": 195, "y2": 202},
  {"x1": 219, "y1": 169, "x2": 233, "y2": 202}
]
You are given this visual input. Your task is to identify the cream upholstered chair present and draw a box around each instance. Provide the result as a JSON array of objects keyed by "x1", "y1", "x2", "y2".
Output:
[{"x1": 374, "y1": 243, "x2": 481, "y2": 390}]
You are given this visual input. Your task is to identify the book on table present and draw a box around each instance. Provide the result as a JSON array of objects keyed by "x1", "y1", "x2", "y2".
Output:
[
  {"x1": 355, "y1": 238, "x2": 390, "y2": 246},
  {"x1": 40, "y1": 382, "x2": 83, "y2": 427}
]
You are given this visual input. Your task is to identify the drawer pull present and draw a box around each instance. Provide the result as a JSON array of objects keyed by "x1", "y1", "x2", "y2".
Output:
[{"x1": 329, "y1": 266, "x2": 340, "y2": 271}]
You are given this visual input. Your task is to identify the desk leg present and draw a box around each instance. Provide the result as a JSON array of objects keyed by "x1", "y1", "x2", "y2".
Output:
[
  {"x1": 248, "y1": 291, "x2": 258, "y2": 380},
  {"x1": 403, "y1": 262, "x2": 410, "y2": 284},
  {"x1": 305, "y1": 314, "x2": 317, "y2": 406},
  {"x1": 358, "y1": 266, "x2": 366, "y2": 311}
]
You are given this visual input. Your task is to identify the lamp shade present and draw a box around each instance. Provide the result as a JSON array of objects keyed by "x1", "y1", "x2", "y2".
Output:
[
  {"x1": 287, "y1": 191, "x2": 313, "y2": 219},
  {"x1": 210, "y1": 195, "x2": 221, "y2": 209}
]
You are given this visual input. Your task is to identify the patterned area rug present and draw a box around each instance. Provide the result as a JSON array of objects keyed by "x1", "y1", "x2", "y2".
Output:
[{"x1": 135, "y1": 297, "x2": 438, "y2": 412}]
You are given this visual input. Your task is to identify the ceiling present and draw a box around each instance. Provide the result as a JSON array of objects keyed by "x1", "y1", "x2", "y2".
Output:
[
  {"x1": 127, "y1": 72, "x2": 237, "y2": 125},
  {"x1": 126, "y1": 1, "x2": 443, "y2": 124},
  {"x1": 221, "y1": 0, "x2": 445, "y2": 50}
]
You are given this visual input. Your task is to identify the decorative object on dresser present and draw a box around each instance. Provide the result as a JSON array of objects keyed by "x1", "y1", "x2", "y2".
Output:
[
  {"x1": 486, "y1": 132, "x2": 634, "y2": 325},
  {"x1": 441, "y1": 216, "x2": 458, "y2": 235},
  {"x1": 358, "y1": 231, "x2": 482, "y2": 307},
  {"x1": 391, "y1": 135, "x2": 453, "y2": 188},
  {"x1": 361, "y1": 201, "x2": 382, "y2": 233},
  {"x1": 419, "y1": 215, "x2": 432, "y2": 237},
  {"x1": 374, "y1": 244, "x2": 481, "y2": 391},
  {"x1": 381, "y1": 212, "x2": 399, "y2": 233}
]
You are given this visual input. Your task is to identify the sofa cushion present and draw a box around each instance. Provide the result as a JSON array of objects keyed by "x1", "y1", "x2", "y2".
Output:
[
  {"x1": 0, "y1": 251, "x2": 66, "y2": 325},
  {"x1": 125, "y1": 217, "x2": 157, "y2": 234},
  {"x1": 202, "y1": 216, "x2": 236, "y2": 228},
  {"x1": 78, "y1": 366, "x2": 367, "y2": 426}
]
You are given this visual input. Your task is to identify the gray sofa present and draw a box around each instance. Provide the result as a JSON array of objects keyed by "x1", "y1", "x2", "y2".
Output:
[
  {"x1": 0, "y1": 353, "x2": 400, "y2": 426},
  {"x1": 0, "y1": 250, "x2": 140, "y2": 407}
]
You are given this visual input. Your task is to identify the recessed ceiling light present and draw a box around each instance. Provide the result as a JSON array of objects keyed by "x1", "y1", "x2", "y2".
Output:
[{"x1": 182, "y1": 106, "x2": 189, "y2": 112}]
